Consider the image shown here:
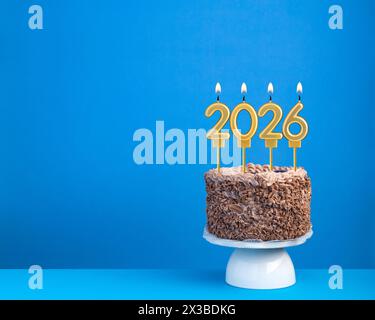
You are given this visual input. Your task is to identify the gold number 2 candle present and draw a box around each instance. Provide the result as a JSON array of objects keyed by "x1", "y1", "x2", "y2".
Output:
[
  {"x1": 282, "y1": 82, "x2": 309, "y2": 171},
  {"x1": 258, "y1": 82, "x2": 283, "y2": 170},
  {"x1": 205, "y1": 82, "x2": 230, "y2": 173},
  {"x1": 230, "y1": 83, "x2": 258, "y2": 173}
]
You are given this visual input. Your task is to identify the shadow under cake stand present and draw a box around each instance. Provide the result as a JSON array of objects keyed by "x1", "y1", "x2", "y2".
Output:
[{"x1": 203, "y1": 226, "x2": 313, "y2": 289}]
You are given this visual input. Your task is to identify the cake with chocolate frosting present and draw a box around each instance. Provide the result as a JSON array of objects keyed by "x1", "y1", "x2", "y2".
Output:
[{"x1": 204, "y1": 163, "x2": 311, "y2": 241}]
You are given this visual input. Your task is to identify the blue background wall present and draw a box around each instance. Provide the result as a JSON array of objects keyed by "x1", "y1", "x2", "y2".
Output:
[{"x1": 0, "y1": 0, "x2": 374, "y2": 268}]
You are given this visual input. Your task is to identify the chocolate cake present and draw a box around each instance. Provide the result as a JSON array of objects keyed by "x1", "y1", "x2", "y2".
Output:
[{"x1": 204, "y1": 163, "x2": 311, "y2": 241}]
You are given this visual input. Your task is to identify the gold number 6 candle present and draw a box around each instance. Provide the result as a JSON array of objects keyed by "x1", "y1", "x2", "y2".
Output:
[
  {"x1": 230, "y1": 83, "x2": 258, "y2": 173},
  {"x1": 282, "y1": 82, "x2": 309, "y2": 171},
  {"x1": 205, "y1": 82, "x2": 230, "y2": 173},
  {"x1": 258, "y1": 82, "x2": 283, "y2": 170}
]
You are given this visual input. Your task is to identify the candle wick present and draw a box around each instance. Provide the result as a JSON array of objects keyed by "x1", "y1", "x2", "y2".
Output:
[
  {"x1": 242, "y1": 96, "x2": 245, "y2": 102},
  {"x1": 217, "y1": 96, "x2": 220, "y2": 101},
  {"x1": 298, "y1": 95, "x2": 301, "y2": 101},
  {"x1": 269, "y1": 95, "x2": 272, "y2": 101}
]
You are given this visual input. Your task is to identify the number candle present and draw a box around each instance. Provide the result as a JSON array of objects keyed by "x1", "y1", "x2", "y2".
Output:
[
  {"x1": 230, "y1": 83, "x2": 258, "y2": 173},
  {"x1": 258, "y1": 82, "x2": 283, "y2": 170},
  {"x1": 282, "y1": 82, "x2": 309, "y2": 171},
  {"x1": 205, "y1": 82, "x2": 230, "y2": 173}
]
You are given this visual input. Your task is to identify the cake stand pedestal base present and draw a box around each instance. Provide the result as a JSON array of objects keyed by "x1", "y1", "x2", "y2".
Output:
[
  {"x1": 226, "y1": 248, "x2": 295, "y2": 289},
  {"x1": 203, "y1": 226, "x2": 313, "y2": 290}
]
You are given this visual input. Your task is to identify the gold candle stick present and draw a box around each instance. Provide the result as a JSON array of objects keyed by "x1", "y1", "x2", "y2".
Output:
[
  {"x1": 205, "y1": 82, "x2": 230, "y2": 173},
  {"x1": 230, "y1": 83, "x2": 258, "y2": 173},
  {"x1": 282, "y1": 82, "x2": 309, "y2": 171},
  {"x1": 258, "y1": 82, "x2": 283, "y2": 170}
]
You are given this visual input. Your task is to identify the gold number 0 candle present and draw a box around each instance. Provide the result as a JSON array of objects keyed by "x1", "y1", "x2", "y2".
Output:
[
  {"x1": 258, "y1": 83, "x2": 283, "y2": 170},
  {"x1": 282, "y1": 82, "x2": 309, "y2": 171},
  {"x1": 205, "y1": 83, "x2": 230, "y2": 173},
  {"x1": 230, "y1": 83, "x2": 258, "y2": 173}
]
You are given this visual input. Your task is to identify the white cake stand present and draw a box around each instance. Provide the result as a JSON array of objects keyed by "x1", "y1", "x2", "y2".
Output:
[{"x1": 203, "y1": 226, "x2": 313, "y2": 289}]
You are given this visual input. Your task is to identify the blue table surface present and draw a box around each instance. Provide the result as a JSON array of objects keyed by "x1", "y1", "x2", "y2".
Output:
[{"x1": 0, "y1": 269, "x2": 374, "y2": 300}]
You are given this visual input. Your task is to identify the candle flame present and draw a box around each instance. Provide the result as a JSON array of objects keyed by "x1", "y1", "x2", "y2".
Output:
[
  {"x1": 215, "y1": 82, "x2": 221, "y2": 95},
  {"x1": 267, "y1": 82, "x2": 274, "y2": 95},
  {"x1": 296, "y1": 82, "x2": 303, "y2": 94},
  {"x1": 241, "y1": 82, "x2": 247, "y2": 95}
]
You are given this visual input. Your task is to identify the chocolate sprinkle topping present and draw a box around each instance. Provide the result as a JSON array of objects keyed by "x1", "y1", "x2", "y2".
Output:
[{"x1": 204, "y1": 163, "x2": 312, "y2": 241}]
